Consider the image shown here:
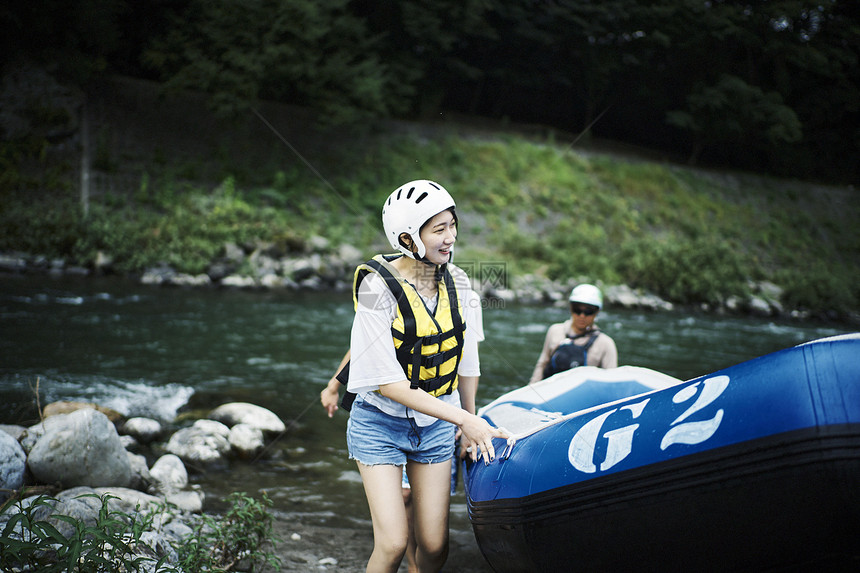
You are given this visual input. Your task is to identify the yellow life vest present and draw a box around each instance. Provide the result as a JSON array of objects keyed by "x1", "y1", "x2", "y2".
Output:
[{"x1": 353, "y1": 254, "x2": 465, "y2": 397}]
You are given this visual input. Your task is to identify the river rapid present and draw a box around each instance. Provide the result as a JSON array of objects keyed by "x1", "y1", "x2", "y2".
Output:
[{"x1": 1, "y1": 273, "x2": 852, "y2": 554}]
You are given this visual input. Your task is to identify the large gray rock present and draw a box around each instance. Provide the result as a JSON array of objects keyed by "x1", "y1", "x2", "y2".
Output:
[
  {"x1": 228, "y1": 423, "x2": 265, "y2": 458},
  {"x1": 0, "y1": 424, "x2": 27, "y2": 441},
  {"x1": 0, "y1": 430, "x2": 26, "y2": 501},
  {"x1": 209, "y1": 402, "x2": 286, "y2": 434},
  {"x1": 127, "y1": 451, "x2": 154, "y2": 491},
  {"x1": 17, "y1": 487, "x2": 105, "y2": 540},
  {"x1": 149, "y1": 454, "x2": 188, "y2": 495},
  {"x1": 165, "y1": 419, "x2": 231, "y2": 465},
  {"x1": 27, "y1": 408, "x2": 132, "y2": 488},
  {"x1": 164, "y1": 486, "x2": 205, "y2": 513},
  {"x1": 122, "y1": 417, "x2": 163, "y2": 443},
  {"x1": 91, "y1": 486, "x2": 162, "y2": 513}
]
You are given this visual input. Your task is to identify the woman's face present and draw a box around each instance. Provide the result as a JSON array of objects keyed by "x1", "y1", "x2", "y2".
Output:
[{"x1": 418, "y1": 209, "x2": 457, "y2": 265}]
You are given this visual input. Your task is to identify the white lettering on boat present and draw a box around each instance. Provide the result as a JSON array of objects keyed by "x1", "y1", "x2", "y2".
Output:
[
  {"x1": 568, "y1": 398, "x2": 650, "y2": 473},
  {"x1": 660, "y1": 375, "x2": 729, "y2": 450},
  {"x1": 567, "y1": 376, "x2": 731, "y2": 474}
]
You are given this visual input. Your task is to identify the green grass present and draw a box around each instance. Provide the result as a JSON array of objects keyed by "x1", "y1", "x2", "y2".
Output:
[{"x1": 2, "y1": 126, "x2": 858, "y2": 318}]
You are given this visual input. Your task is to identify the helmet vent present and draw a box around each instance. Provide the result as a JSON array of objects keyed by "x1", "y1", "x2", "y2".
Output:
[
  {"x1": 415, "y1": 192, "x2": 428, "y2": 204},
  {"x1": 406, "y1": 186, "x2": 415, "y2": 199}
]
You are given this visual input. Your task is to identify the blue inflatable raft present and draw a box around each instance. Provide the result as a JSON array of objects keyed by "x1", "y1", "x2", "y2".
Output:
[{"x1": 464, "y1": 334, "x2": 860, "y2": 572}]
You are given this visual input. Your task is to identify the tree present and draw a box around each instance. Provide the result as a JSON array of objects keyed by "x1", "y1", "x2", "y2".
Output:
[
  {"x1": 667, "y1": 74, "x2": 802, "y2": 165},
  {"x1": 2, "y1": 0, "x2": 127, "y2": 83},
  {"x1": 351, "y1": 0, "x2": 493, "y2": 117},
  {"x1": 142, "y1": 0, "x2": 401, "y2": 123}
]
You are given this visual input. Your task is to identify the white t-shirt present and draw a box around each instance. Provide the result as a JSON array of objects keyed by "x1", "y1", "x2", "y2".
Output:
[{"x1": 347, "y1": 263, "x2": 483, "y2": 426}]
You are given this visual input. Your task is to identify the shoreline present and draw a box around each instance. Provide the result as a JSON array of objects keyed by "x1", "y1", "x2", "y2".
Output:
[{"x1": 3, "y1": 248, "x2": 855, "y2": 326}]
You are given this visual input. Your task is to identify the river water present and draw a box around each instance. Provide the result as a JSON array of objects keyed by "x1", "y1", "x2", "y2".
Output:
[{"x1": 1, "y1": 274, "x2": 853, "y2": 541}]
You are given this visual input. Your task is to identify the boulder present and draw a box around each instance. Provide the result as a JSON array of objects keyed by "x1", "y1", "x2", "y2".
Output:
[
  {"x1": 127, "y1": 451, "x2": 154, "y2": 491},
  {"x1": 168, "y1": 273, "x2": 212, "y2": 287},
  {"x1": 0, "y1": 424, "x2": 27, "y2": 441},
  {"x1": 140, "y1": 265, "x2": 176, "y2": 285},
  {"x1": 220, "y1": 274, "x2": 257, "y2": 288},
  {"x1": 149, "y1": 454, "x2": 188, "y2": 495},
  {"x1": 228, "y1": 423, "x2": 265, "y2": 458},
  {"x1": 42, "y1": 400, "x2": 124, "y2": 423},
  {"x1": 23, "y1": 487, "x2": 104, "y2": 539},
  {"x1": 122, "y1": 417, "x2": 163, "y2": 443},
  {"x1": 165, "y1": 486, "x2": 205, "y2": 513},
  {"x1": 165, "y1": 419, "x2": 231, "y2": 465},
  {"x1": 27, "y1": 408, "x2": 132, "y2": 488},
  {"x1": 0, "y1": 430, "x2": 26, "y2": 501},
  {"x1": 209, "y1": 402, "x2": 286, "y2": 434},
  {"x1": 91, "y1": 486, "x2": 162, "y2": 513}
]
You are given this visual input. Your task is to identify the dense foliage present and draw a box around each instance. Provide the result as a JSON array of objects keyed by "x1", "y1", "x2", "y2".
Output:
[
  {"x1": 2, "y1": 0, "x2": 858, "y2": 182},
  {"x1": 1, "y1": 111, "x2": 857, "y2": 319},
  {"x1": 0, "y1": 491, "x2": 280, "y2": 572}
]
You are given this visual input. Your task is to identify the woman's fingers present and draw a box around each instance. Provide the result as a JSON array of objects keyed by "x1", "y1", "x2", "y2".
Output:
[{"x1": 483, "y1": 442, "x2": 495, "y2": 463}]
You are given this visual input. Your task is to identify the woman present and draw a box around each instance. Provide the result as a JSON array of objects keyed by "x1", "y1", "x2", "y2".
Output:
[{"x1": 344, "y1": 179, "x2": 507, "y2": 572}]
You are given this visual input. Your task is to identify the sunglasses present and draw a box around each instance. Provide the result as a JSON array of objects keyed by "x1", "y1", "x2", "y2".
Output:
[{"x1": 570, "y1": 305, "x2": 598, "y2": 316}]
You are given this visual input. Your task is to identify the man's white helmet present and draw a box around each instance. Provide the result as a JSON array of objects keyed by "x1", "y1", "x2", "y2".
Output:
[
  {"x1": 382, "y1": 180, "x2": 456, "y2": 260},
  {"x1": 569, "y1": 284, "x2": 603, "y2": 309}
]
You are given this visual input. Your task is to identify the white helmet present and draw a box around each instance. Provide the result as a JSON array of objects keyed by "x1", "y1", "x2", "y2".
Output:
[
  {"x1": 569, "y1": 284, "x2": 603, "y2": 309},
  {"x1": 382, "y1": 179, "x2": 456, "y2": 260}
]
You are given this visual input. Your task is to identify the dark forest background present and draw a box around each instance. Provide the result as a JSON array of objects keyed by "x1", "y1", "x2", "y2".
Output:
[{"x1": 3, "y1": 0, "x2": 858, "y2": 184}]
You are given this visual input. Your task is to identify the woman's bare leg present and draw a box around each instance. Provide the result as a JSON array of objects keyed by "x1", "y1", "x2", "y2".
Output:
[
  {"x1": 406, "y1": 459, "x2": 452, "y2": 572},
  {"x1": 357, "y1": 462, "x2": 410, "y2": 573},
  {"x1": 402, "y1": 485, "x2": 418, "y2": 572}
]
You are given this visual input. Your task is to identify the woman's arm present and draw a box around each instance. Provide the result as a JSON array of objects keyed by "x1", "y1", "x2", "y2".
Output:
[
  {"x1": 458, "y1": 375, "x2": 478, "y2": 416},
  {"x1": 457, "y1": 374, "x2": 479, "y2": 459},
  {"x1": 321, "y1": 350, "x2": 350, "y2": 418}
]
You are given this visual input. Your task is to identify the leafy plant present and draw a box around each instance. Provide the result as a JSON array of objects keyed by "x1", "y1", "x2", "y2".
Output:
[
  {"x1": 0, "y1": 490, "x2": 281, "y2": 573},
  {"x1": 175, "y1": 491, "x2": 281, "y2": 572},
  {"x1": 0, "y1": 493, "x2": 169, "y2": 572}
]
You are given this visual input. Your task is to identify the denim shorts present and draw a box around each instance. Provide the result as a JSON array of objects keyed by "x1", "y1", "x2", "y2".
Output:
[{"x1": 347, "y1": 396, "x2": 456, "y2": 466}]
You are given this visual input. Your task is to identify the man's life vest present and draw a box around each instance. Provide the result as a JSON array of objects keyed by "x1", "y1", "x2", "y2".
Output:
[
  {"x1": 542, "y1": 331, "x2": 600, "y2": 379},
  {"x1": 338, "y1": 254, "x2": 466, "y2": 410}
]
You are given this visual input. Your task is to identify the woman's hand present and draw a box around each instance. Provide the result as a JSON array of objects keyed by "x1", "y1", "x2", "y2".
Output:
[
  {"x1": 320, "y1": 381, "x2": 340, "y2": 418},
  {"x1": 457, "y1": 413, "x2": 509, "y2": 464}
]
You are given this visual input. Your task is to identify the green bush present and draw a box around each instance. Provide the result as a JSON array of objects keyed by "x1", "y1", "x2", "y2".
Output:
[
  {"x1": 0, "y1": 491, "x2": 281, "y2": 573},
  {"x1": 175, "y1": 491, "x2": 281, "y2": 572},
  {"x1": 0, "y1": 493, "x2": 168, "y2": 573},
  {"x1": 620, "y1": 236, "x2": 750, "y2": 305},
  {"x1": 778, "y1": 262, "x2": 859, "y2": 317}
]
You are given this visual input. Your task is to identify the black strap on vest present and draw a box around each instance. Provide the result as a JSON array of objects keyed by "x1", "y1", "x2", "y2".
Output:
[
  {"x1": 336, "y1": 362, "x2": 355, "y2": 411},
  {"x1": 337, "y1": 258, "x2": 464, "y2": 410},
  {"x1": 401, "y1": 263, "x2": 463, "y2": 392}
]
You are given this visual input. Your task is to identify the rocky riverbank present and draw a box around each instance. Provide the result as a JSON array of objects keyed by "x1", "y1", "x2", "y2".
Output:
[
  {"x1": 0, "y1": 241, "x2": 803, "y2": 320},
  {"x1": 0, "y1": 401, "x2": 294, "y2": 570},
  {"x1": 0, "y1": 399, "x2": 493, "y2": 572}
]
